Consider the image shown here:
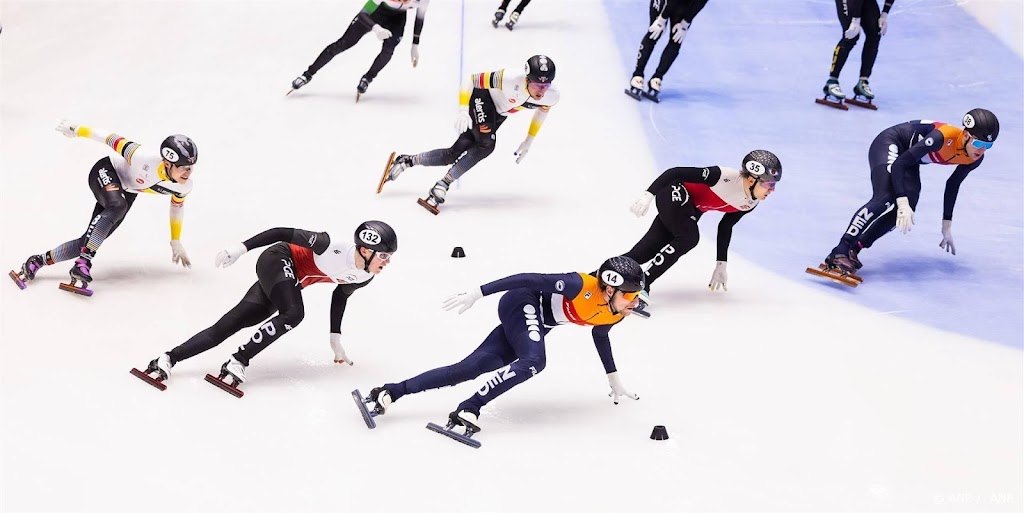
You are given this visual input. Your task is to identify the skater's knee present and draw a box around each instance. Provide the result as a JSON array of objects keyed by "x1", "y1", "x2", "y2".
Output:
[
  {"x1": 518, "y1": 356, "x2": 546, "y2": 375},
  {"x1": 381, "y1": 37, "x2": 401, "y2": 54},
  {"x1": 278, "y1": 305, "x2": 305, "y2": 327},
  {"x1": 838, "y1": 35, "x2": 859, "y2": 48}
]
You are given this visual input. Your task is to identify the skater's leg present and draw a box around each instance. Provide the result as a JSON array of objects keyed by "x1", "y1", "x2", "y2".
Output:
[
  {"x1": 623, "y1": 218, "x2": 673, "y2": 275},
  {"x1": 415, "y1": 130, "x2": 476, "y2": 167},
  {"x1": 512, "y1": 0, "x2": 532, "y2": 14},
  {"x1": 632, "y1": 0, "x2": 663, "y2": 78},
  {"x1": 80, "y1": 157, "x2": 133, "y2": 260},
  {"x1": 362, "y1": 10, "x2": 406, "y2": 82},
  {"x1": 439, "y1": 89, "x2": 502, "y2": 184},
  {"x1": 166, "y1": 282, "x2": 276, "y2": 364},
  {"x1": 498, "y1": 0, "x2": 512, "y2": 10},
  {"x1": 641, "y1": 186, "x2": 700, "y2": 287},
  {"x1": 44, "y1": 201, "x2": 100, "y2": 265},
  {"x1": 857, "y1": 1, "x2": 882, "y2": 79},
  {"x1": 231, "y1": 245, "x2": 305, "y2": 365},
  {"x1": 304, "y1": 12, "x2": 374, "y2": 78},
  {"x1": 828, "y1": 0, "x2": 859, "y2": 80}
]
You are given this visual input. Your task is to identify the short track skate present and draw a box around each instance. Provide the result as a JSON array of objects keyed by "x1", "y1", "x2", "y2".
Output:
[
  {"x1": 58, "y1": 279, "x2": 93, "y2": 297},
  {"x1": 8, "y1": 270, "x2": 28, "y2": 290},
  {"x1": 205, "y1": 371, "x2": 244, "y2": 398},
  {"x1": 351, "y1": 389, "x2": 380, "y2": 429},
  {"x1": 814, "y1": 96, "x2": 849, "y2": 110},
  {"x1": 843, "y1": 95, "x2": 877, "y2": 110},
  {"x1": 417, "y1": 197, "x2": 440, "y2": 215},
  {"x1": 130, "y1": 367, "x2": 167, "y2": 391},
  {"x1": 624, "y1": 86, "x2": 644, "y2": 101},
  {"x1": 805, "y1": 263, "x2": 862, "y2": 287},
  {"x1": 426, "y1": 417, "x2": 482, "y2": 449},
  {"x1": 377, "y1": 152, "x2": 396, "y2": 194}
]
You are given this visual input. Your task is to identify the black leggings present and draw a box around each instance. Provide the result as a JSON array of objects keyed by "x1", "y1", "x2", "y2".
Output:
[
  {"x1": 416, "y1": 89, "x2": 507, "y2": 182},
  {"x1": 829, "y1": 0, "x2": 882, "y2": 79},
  {"x1": 622, "y1": 183, "x2": 701, "y2": 290},
  {"x1": 305, "y1": 8, "x2": 407, "y2": 80},
  {"x1": 632, "y1": 0, "x2": 683, "y2": 80},
  {"x1": 167, "y1": 244, "x2": 306, "y2": 366}
]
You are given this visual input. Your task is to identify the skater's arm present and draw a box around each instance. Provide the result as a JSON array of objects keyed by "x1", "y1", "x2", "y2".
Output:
[
  {"x1": 412, "y1": 0, "x2": 429, "y2": 44},
  {"x1": 330, "y1": 281, "x2": 372, "y2": 333},
  {"x1": 169, "y1": 195, "x2": 186, "y2": 240},
  {"x1": 241, "y1": 228, "x2": 331, "y2": 253},
  {"x1": 883, "y1": 0, "x2": 895, "y2": 13},
  {"x1": 647, "y1": 166, "x2": 721, "y2": 194},
  {"x1": 942, "y1": 160, "x2": 980, "y2": 220},
  {"x1": 715, "y1": 210, "x2": 751, "y2": 261},
  {"x1": 480, "y1": 272, "x2": 583, "y2": 297},
  {"x1": 890, "y1": 130, "x2": 943, "y2": 197},
  {"x1": 71, "y1": 125, "x2": 143, "y2": 165},
  {"x1": 592, "y1": 324, "x2": 619, "y2": 373}
]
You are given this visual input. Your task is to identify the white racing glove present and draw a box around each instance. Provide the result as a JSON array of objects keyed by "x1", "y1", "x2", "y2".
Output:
[
  {"x1": 844, "y1": 17, "x2": 862, "y2": 39},
  {"x1": 410, "y1": 44, "x2": 420, "y2": 67},
  {"x1": 55, "y1": 119, "x2": 78, "y2": 138},
  {"x1": 454, "y1": 109, "x2": 472, "y2": 134},
  {"x1": 648, "y1": 16, "x2": 666, "y2": 39},
  {"x1": 170, "y1": 240, "x2": 191, "y2": 268},
  {"x1": 442, "y1": 287, "x2": 484, "y2": 314},
  {"x1": 671, "y1": 20, "x2": 690, "y2": 44},
  {"x1": 330, "y1": 333, "x2": 354, "y2": 365},
  {"x1": 514, "y1": 138, "x2": 533, "y2": 164},
  {"x1": 939, "y1": 219, "x2": 956, "y2": 255},
  {"x1": 878, "y1": 12, "x2": 888, "y2": 36},
  {"x1": 708, "y1": 261, "x2": 728, "y2": 291},
  {"x1": 214, "y1": 242, "x2": 248, "y2": 268},
  {"x1": 630, "y1": 191, "x2": 655, "y2": 218},
  {"x1": 895, "y1": 196, "x2": 915, "y2": 234},
  {"x1": 607, "y1": 371, "x2": 639, "y2": 405},
  {"x1": 371, "y1": 24, "x2": 392, "y2": 40}
]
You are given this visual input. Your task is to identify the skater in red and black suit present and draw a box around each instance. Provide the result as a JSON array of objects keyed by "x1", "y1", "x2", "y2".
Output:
[
  {"x1": 819, "y1": 109, "x2": 999, "y2": 276},
  {"x1": 132, "y1": 221, "x2": 397, "y2": 395},
  {"x1": 622, "y1": 150, "x2": 782, "y2": 316},
  {"x1": 820, "y1": 0, "x2": 895, "y2": 105}
]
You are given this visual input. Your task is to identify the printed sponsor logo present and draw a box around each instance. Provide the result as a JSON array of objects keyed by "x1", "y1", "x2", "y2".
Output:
[
  {"x1": 523, "y1": 304, "x2": 542, "y2": 341},
  {"x1": 248, "y1": 322, "x2": 277, "y2": 344},
  {"x1": 924, "y1": 137, "x2": 934, "y2": 146},
  {"x1": 281, "y1": 258, "x2": 295, "y2": 280},
  {"x1": 136, "y1": 178, "x2": 145, "y2": 184},
  {"x1": 478, "y1": 364, "x2": 517, "y2": 396},
  {"x1": 583, "y1": 291, "x2": 592, "y2": 299},
  {"x1": 846, "y1": 207, "x2": 876, "y2": 236},
  {"x1": 671, "y1": 184, "x2": 685, "y2": 203},
  {"x1": 284, "y1": 324, "x2": 293, "y2": 331},
  {"x1": 334, "y1": 249, "x2": 342, "y2": 254},
  {"x1": 98, "y1": 168, "x2": 112, "y2": 186},
  {"x1": 555, "y1": 280, "x2": 564, "y2": 291},
  {"x1": 946, "y1": 139, "x2": 953, "y2": 146},
  {"x1": 650, "y1": 243, "x2": 676, "y2": 268},
  {"x1": 104, "y1": 185, "x2": 119, "y2": 192},
  {"x1": 308, "y1": 233, "x2": 317, "y2": 246},
  {"x1": 473, "y1": 97, "x2": 486, "y2": 123},
  {"x1": 886, "y1": 144, "x2": 899, "y2": 172},
  {"x1": 358, "y1": 229, "x2": 381, "y2": 246}
]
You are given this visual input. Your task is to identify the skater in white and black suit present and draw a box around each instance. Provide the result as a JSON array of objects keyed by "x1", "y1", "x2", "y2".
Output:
[
  {"x1": 623, "y1": 150, "x2": 782, "y2": 315},
  {"x1": 134, "y1": 222, "x2": 397, "y2": 392},
  {"x1": 290, "y1": 0, "x2": 430, "y2": 98}
]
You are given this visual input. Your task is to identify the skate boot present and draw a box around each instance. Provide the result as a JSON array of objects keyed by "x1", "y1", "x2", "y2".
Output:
[
  {"x1": 9, "y1": 254, "x2": 46, "y2": 289},
  {"x1": 417, "y1": 180, "x2": 449, "y2": 215},
  {"x1": 59, "y1": 255, "x2": 94, "y2": 296},
  {"x1": 491, "y1": 8, "x2": 505, "y2": 28},
  {"x1": 633, "y1": 289, "x2": 652, "y2": 319},
  {"x1": 846, "y1": 78, "x2": 878, "y2": 109},
  {"x1": 205, "y1": 357, "x2": 247, "y2": 397},
  {"x1": 824, "y1": 252, "x2": 856, "y2": 274},
  {"x1": 505, "y1": 11, "x2": 519, "y2": 30},
  {"x1": 848, "y1": 248, "x2": 863, "y2": 270},
  {"x1": 426, "y1": 408, "x2": 483, "y2": 447},
  {"x1": 624, "y1": 75, "x2": 644, "y2": 100},
  {"x1": 643, "y1": 77, "x2": 662, "y2": 103},
  {"x1": 815, "y1": 78, "x2": 848, "y2": 110},
  {"x1": 449, "y1": 409, "x2": 481, "y2": 434},
  {"x1": 131, "y1": 353, "x2": 173, "y2": 390},
  {"x1": 288, "y1": 73, "x2": 310, "y2": 96},
  {"x1": 378, "y1": 153, "x2": 414, "y2": 193},
  {"x1": 367, "y1": 386, "x2": 393, "y2": 415},
  {"x1": 355, "y1": 76, "x2": 372, "y2": 102}
]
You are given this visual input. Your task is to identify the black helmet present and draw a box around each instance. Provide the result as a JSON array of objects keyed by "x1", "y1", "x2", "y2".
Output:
[
  {"x1": 741, "y1": 150, "x2": 782, "y2": 183},
  {"x1": 354, "y1": 220, "x2": 398, "y2": 253},
  {"x1": 598, "y1": 256, "x2": 645, "y2": 293},
  {"x1": 160, "y1": 134, "x2": 198, "y2": 166},
  {"x1": 525, "y1": 55, "x2": 556, "y2": 83},
  {"x1": 962, "y1": 108, "x2": 999, "y2": 143}
]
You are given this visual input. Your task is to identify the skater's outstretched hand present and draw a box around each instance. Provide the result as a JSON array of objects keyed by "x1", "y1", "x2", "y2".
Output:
[
  {"x1": 648, "y1": 16, "x2": 666, "y2": 40},
  {"x1": 607, "y1": 372, "x2": 639, "y2": 405},
  {"x1": 214, "y1": 242, "x2": 248, "y2": 268},
  {"x1": 939, "y1": 219, "x2": 956, "y2": 255},
  {"x1": 514, "y1": 138, "x2": 532, "y2": 164},
  {"x1": 170, "y1": 240, "x2": 191, "y2": 268},
  {"x1": 844, "y1": 17, "x2": 862, "y2": 39},
  {"x1": 371, "y1": 24, "x2": 392, "y2": 40},
  {"x1": 878, "y1": 12, "x2": 888, "y2": 36},
  {"x1": 454, "y1": 110, "x2": 472, "y2": 134},
  {"x1": 330, "y1": 333, "x2": 354, "y2": 365},
  {"x1": 709, "y1": 261, "x2": 728, "y2": 291},
  {"x1": 443, "y1": 287, "x2": 484, "y2": 314},
  {"x1": 411, "y1": 44, "x2": 420, "y2": 67},
  {"x1": 630, "y1": 191, "x2": 655, "y2": 217},
  {"x1": 895, "y1": 196, "x2": 915, "y2": 234},
  {"x1": 55, "y1": 119, "x2": 78, "y2": 138},
  {"x1": 671, "y1": 20, "x2": 689, "y2": 44}
]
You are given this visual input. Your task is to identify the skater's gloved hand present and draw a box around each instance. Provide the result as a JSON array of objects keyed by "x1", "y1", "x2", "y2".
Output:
[
  {"x1": 709, "y1": 261, "x2": 728, "y2": 291},
  {"x1": 454, "y1": 109, "x2": 472, "y2": 134},
  {"x1": 607, "y1": 371, "x2": 639, "y2": 405},
  {"x1": 514, "y1": 137, "x2": 533, "y2": 164},
  {"x1": 648, "y1": 16, "x2": 666, "y2": 39},
  {"x1": 630, "y1": 191, "x2": 655, "y2": 217},
  {"x1": 671, "y1": 20, "x2": 690, "y2": 44},
  {"x1": 214, "y1": 242, "x2": 248, "y2": 268},
  {"x1": 55, "y1": 119, "x2": 78, "y2": 138},
  {"x1": 878, "y1": 12, "x2": 888, "y2": 36},
  {"x1": 330, "y1": 333, "x2": 354, "y2": 365},
  {"x1": 844, "y1": 17, "x2": 862, "y2": 39},
  {"x1": 410, "y1": 44, "x2": 420, "y2": 67},
  {"x1": 170, "y1": 240, "x2": 191, "y2": 268},
  {"x1": 442, "y1": 287, "x2": 484, "y2": 314},
  {"x1": 939, "y1": 219, "x2": 956, "y2": 255},
  {"x1": 895, "y1": 196, "x2": 915, "y2": 234},
  {"x1": 371, "y1": 24, "x2": 392, "y2": 40}
]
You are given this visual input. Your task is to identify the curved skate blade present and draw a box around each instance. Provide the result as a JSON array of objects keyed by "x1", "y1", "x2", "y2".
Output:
[
  {"x1": 805, "y1": 265, "x2": 859, "y2": 287},
  {"x1": 624, "y1": 88, "x2": 643, "y2": 101},
  {"x1": 9, "y1": 270, "x2": 27, "y2": 290},
  {"x1": 351, "y1": 389, "x2": 377, "y2": 429},
  {"x1": 814, "y1": 98, "x2": 849, "y2": 110},
  {"x1": 205, "y1": 374, "x2": 244, "y2": 397},
  {"x1": 130, "y1": 368, "x2": 167, "y2": 391},
  {"x1": 417, "y1": 198, "x2": 440, "y2": 215},
  {"x1": 377, "y1": 152, "x2": 396, "y2": 194},
  {"x1": 59, "y1": 281, "x2": 93, "y2": 296},
  {"x1": 844, "y1": 97, "x2": 878, "y2": 110},
  {"x1": 426, "y1": 422, "x2": 481, "y2": 448}
]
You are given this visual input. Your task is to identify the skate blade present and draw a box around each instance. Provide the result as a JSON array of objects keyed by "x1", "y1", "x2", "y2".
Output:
[
  {"x1": 351, "y1": 389, "x2": 377, "y2": 429},
  {"x1": 204, "y1": 374, "x2": 244, "y2": 397},
  {"x1": 631, "y1": 308, "x2": 651, "y2": 319},
  {"x1": 819, "y1": 263, "x2": 863, "y2": 282},
  {"x1": 814, "y1": 98, "x2": 849, "y2": 110},
  {"x1": 426, "y1": 422, "x2": 481, "y2": 448},
  {"x1": 285, "y1": 88, "x2": 297, "y2": 97},
  {"x1": 416, "y1": 198, "x2": 440, "y2": 215},
  {"x1": 59, "y1": 281, "x2": 93, "y2": 296},
  {"x1": 642, "y1": 91, "x2": 661, "y2": 103},
  {"x1": 805, "y1": 265, "x2": 859, "y2": 287},
  {"x1": 844, "y1": 97, "x2": 877, "y2": 110},
  {"x1": 491, "y1": 20, "x2": 499, "y2": 28},
  {"x1": 377, "y1": 152, "x2": 396, "y2": 194},
  {"x1": 623, "y1": 88, "x2": 643, "y2": 101},
  {"x1": 505, "y1": 23, "x2": 514, "y2": 31},
  {"x1": 8, "y1": 270, "x2": 27, "y2": 290},
  {"x1": 355, "y1": 92, "x2": 362, "y2": 103},
  {"x1": 130, "y1": 368, "x2": 167, "y2": 391}
]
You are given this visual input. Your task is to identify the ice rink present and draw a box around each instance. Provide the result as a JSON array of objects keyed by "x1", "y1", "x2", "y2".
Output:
[{"x1": 1, "y1": 1, "x2": 1021, "y2": 512}]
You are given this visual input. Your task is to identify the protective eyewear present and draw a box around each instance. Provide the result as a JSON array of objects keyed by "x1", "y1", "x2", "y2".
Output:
[
  {"x1": 621, "y1": 290, "x2": 640, "y2": 301},
  {"x1": 528, "y1": 81, "x2": 552, "y2": 91},
  {"x1": 969, "y1": 138, "x2": 993, "y2": 150},
  {"x1": 375, "y1": 252, "x2": 392, "y2": 262},
  {"x1": 759, "y1": 180, "x2": 777, "y2": 190}
]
